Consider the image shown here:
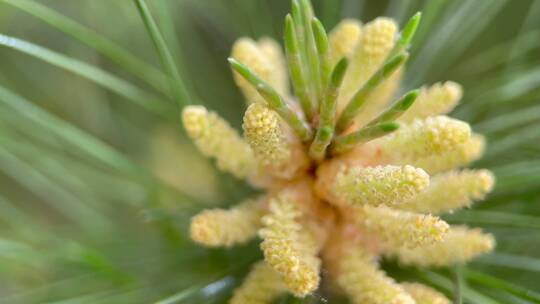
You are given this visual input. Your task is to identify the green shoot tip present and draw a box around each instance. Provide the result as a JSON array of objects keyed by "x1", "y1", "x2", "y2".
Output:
[
  {"x1": 331, "y1": 57, "x2": 348, "y2": 86},
  {"x1": 397, "y1": 12, "x2": 422, "y2": 52},
  {"x1": 401, "y1": 89, "x2": 420, "y2": 109},
  {"x1": 379, "y1": 122, "x2": 400, "y2": 132}
]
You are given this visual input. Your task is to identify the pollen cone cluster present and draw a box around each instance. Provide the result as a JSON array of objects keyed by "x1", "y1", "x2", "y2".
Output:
[{"x1": 181, "y1": 1, "x2": 495, "y2": 302}]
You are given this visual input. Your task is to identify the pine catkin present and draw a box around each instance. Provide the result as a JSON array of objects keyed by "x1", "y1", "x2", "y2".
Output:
[
  {"x1": 412, "y1": 134, "x2": 485, "y2": 175},
  {"x1": 328, "y1": 165, "x2": 429, "y2": 207},
  {"x1": 190, "y1": 198, "x2": 264, "y2": 247},
  {"x1": 182, "y1": 105, "x2": 256, "y2": 178},
  {"x1": 376, "y1": 116, "x2": 471, "y2": 164},
  {"x1": 243, "y1": 103, "x2": 291, "y2": 168},
  {"x1": 400, "y1": 81, "x2": 462, "y2": 122},
  {"x1": 259, "y1": 191, "x2": 320, "y2": 297},
  {"x1": 339, "y1": 18, "x2": 397, "y2": 111},
  {"x1": 400, "y1": 169, "x2": 495, "y2": 214},
  {"x1": 391, "y1": 226, "x2": 495, "y2": 267},
  {"x1": 230, "y1": 261, "x2": 287, "y2": 304},
  {"x1": 328, "y1": 19, "x2": 362, "y2": 66},
  {"x1": 351, "y1": 205, "x2": 449, "y2": 249},
  {"x1": 337, "y1": 247, "x2": 415, "y2": 304}
]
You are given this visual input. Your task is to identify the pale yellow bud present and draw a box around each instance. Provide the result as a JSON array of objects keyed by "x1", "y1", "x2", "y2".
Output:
[
  {"x1": 243, "y1": 103, "x2": 290, "y2": 166},
  {"x1": 230, "y1": 261, "x2": 286, "y2": 304},
  {"x1": 327, "y1": 165, "x2": 429, "y2": 207},
  {"x1": 391, "y1": 226, "x2": 495, "y2": 267},
  {"x1": 328, "y1": 19, "x2": 362, "y2": 66},
  {"x1": 339, "y1": 18, "x2": 398, "y2": 110},
  {"x1": 401, "y1": 282, "x2": 451, "y2": 304},
  {"x1": 259, "y1": 191, "x2": 320, "y2": 297},
  {"x1": 337, "y1": 247, "x2": 415, "y2": 304},
  {"x1": 190, "y1": 199, "x2": 264, "y2": 247},
  {"x1": 243, "y1": 103, "x2": 307, "y2": 179},
  {"x1": 231, "y1": 38, "x2": 274, "y2": 104},
  {"x1": 351, "y1": 205, "x2": 449, "y2": 249},
  {"x1": 258, "y1": 37, "x2": 289, "y2": 97},
  {"x1": 400, "y1": 81, "x2": 462, "y2": 122},
  {"x1": 413, "y1": 134, "x2": 485, "y2": 175},
  {"x1": 182, "y1": 105, "x2": 256, "y2": 178},
  {"x1": 377, "y1": 116, "x2": 471, "y2": 164},
  {"x1": 400, "y1": 169, "x2": 495, "y2": 214}
]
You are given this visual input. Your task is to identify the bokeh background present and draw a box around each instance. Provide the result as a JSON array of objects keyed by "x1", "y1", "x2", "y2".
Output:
[{"x1": 0, "y1": 0, "x2": 539, "y2": 303}]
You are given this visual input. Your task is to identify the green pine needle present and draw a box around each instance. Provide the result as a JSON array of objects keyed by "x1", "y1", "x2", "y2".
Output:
[
  {"x1": 336, "y1": 52, "x2": 408, "y2": 133},
  {"x1": 390, "y1": 11, "x2": 422, "y2": 57},
  {"x1": 133, "y1": 0, "x2": 191, "y2": 107},
  {"x1": 309, "y1": 57, "x2": 348, "y2": 160},
  {"x1": 311, "y1": 17, "x2": 331, "y2": 89},
  {"x1": 2, "y1": 0, "x2": 170, "y2": 95},
  {"x1": 331, "y1": 121, "x2": 400, "y2": 154},
  {"x1": 465, "y1": 269, "x2": 540, "y2": 302},
  {"x1": 0, "y1": 34, "x2": 173, "y2": 116},
  {"x1": 228, "y1": 57, "x2": 313, "y2": 141},
  {"x1": 284, "y1": 14, "x2": 314, "y2": 120}
]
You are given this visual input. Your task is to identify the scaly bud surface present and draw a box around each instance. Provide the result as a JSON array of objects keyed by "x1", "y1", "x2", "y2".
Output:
[
  {"x1": 190, "y1": 199, "x2": 263, "y2": 247},
  {"x1": 400, "y1": 81, "x2": 462, "y2": 122},
  {"x1": 244, "y1": 103, "x2": 291, "y2": 168},
  {"x1": 351, "y1": 205, "x2": 449, "y2": 249},
  {"x1": 259, "y1": 191, "x2": 320, "y2": 297},
  {"x1": 329, "y1": 165, "x2": 429, "y2": 207},
  {"x1": 391, "y1": 226, "x2": 495, "y2": 267},
  {"x1": 328, "y1": 19, "x2": 362, "y2": 66},
  {"x1": 337, "y1": 247, "x2": 415, "y2": 304},
  {"x1": 412, "y1": 134, "x2": 485, "y2": 174},
  {"x1": 377, "y1": 116, "x2": 471, "y2": 164},
  {"x1": 400, "y1": 169, "x2": 495, "y2": 214},
  {"x1": 230, "y1": 262, "x2": 287, "y2": 304}
]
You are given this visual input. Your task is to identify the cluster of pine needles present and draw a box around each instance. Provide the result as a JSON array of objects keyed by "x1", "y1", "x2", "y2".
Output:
[{"x1": 0, "y1": 0, "x2": 539, "y2": 303}]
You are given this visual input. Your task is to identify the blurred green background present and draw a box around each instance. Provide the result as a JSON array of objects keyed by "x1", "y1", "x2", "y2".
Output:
[{"x1": 0, "y1": 0, "x2": 539, "y2": 303}]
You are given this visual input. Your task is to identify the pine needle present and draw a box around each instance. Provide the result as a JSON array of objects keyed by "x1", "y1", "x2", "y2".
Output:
[{"x1": 133, "y1": 0, "x2": 191, "y2": 107}]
